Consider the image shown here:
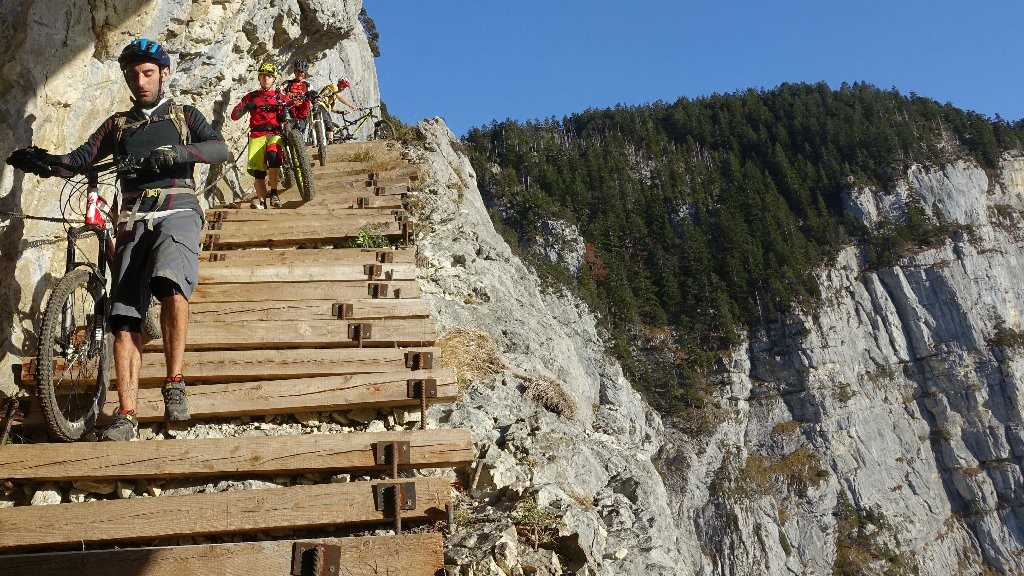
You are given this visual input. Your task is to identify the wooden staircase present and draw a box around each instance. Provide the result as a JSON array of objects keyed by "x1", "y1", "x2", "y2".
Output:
[{"x1": 1, "y1": 141, "x2": 466, "y2": 575}]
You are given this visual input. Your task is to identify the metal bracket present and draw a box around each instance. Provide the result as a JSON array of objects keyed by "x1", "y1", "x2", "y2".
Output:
[
  {"x1": 291, "y1": 542, "x2": 341, "y2": 576},
  {"x1": 368, "y1": 282, "x2": 389, "y2": 298},
  {"x1": 206, "y1": 252, "x2": 226, "y2": 262},
  {"x1": 331, "y1": 303, "x2": 353, "y2": 319},
  {"x1": 209, "y1": 211, "x2": 228, "y2": 222},
  {"x1": 202, "y1": 234, "x2": 219, "y2": 251},
  {"x1": 348, "y1": 323, "x2": 373, "y2": 341},
  {"x1": 407, "y1": 379, "x2": 438, "y2": 399},
  {"x1": 374, "y1": 482, "x2": 417, "y2": 511},
  {"x1": 373, "y1": 441, "x2": 412, "y2": 466},
  {"x1": 207, "y1": 220, "x2": 223, "y2": 231},
  {"x1": 405, "y1": 351, "x2": 434, "y2": 370},
  {"x1": 364, "y1": 263, "x2": 383, "y2": 279},
  {"x1": 376, "y1": 250, "x2": 394, "y2": 263}
]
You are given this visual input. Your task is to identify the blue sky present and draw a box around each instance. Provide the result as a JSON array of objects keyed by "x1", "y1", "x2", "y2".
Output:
[{"x1": 367, "y1": 1, "x2": 1024, "y2": 137}]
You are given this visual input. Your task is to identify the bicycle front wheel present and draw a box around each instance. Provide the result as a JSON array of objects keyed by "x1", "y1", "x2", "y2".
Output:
[
  {"x1": 279, "y1": 142, "x2": 293, "y2": 191},
  {"x1": 36, "y1": 267, "x2": 110, "y2": 442},
  {"x1": 285, "y1": 128, "x2": 316, "y2": 202},
  {"x1": 373, "y1": 119, "x2": 396, "y2": 141}
]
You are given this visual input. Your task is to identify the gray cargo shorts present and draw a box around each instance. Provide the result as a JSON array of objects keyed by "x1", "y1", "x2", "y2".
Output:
[{"x1": 110, "y1": 193, "x2": 204, "y2": 320}]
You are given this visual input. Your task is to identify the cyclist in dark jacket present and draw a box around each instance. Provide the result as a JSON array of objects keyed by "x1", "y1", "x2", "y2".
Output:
[{"x1": 7, "y1": 38, "x2": 230, "y2": 441}]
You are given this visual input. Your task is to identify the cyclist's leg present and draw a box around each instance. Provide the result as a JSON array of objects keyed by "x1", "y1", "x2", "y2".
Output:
[
  {"x1": 108, "y1": 219, "x2": 153, "y2": 415},
  {"x1": 266, "y1": 134, "x2": 283, "y2": 205},
  {"x1": 247, "y1": 136, "x2": 269, "y2": 208}
]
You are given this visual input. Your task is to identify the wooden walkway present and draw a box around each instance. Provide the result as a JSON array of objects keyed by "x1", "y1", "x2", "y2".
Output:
[{"x1": 2, "y1": 141, "x2": 467, "y2": 575}]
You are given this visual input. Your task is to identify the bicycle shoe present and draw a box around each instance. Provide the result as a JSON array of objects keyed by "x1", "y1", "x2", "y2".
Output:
[
  {"x1": 269, "y1": 190, "x2": 282, "y2": 208},
  {"x1": 250, "y1": 199, "x2": 266, "y2": 209},
  {"x1": 162, "y1": 376, "x2": 191, "y2": 422},
  {"x1": 101, "y1": 411, "x2": 139, "y2": 441}
]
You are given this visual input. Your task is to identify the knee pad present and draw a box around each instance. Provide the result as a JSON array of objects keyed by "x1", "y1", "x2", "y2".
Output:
[
  {"x1": 110, "y1": 314, "x2": 142, "y2": 334},
  {"x1": 265, "y1": 151, "x2": 282, "y2": 168},
  {"x1": 151, "y1": 277, "x2": 183, "y2": 300}
]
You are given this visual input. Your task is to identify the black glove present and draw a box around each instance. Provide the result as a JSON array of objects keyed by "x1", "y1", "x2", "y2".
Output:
[
  {"x1": 306, "y1": 90, "x2": 319, "y2": 101},
  {"x1": 146, "y1": 145, "x2": 185, "y2": 170},
  {"x1": 6, "y1": 146, "x2": 59, "y2": 178},
  {"x1": 241, "y1": 102, "x2": 255, "y2": 113}
]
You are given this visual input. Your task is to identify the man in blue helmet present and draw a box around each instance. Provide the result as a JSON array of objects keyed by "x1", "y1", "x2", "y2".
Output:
[{"x1": 7, "y1": 38, "x2": 230, "y2": 441}]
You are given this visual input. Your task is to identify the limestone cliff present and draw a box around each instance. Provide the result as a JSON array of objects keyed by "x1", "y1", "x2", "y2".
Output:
[{"x1": 411, "y1": 121, "x2": 1024, "y2": 574}]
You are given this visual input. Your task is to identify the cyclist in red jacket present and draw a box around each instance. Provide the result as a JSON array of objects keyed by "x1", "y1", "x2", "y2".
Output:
[
  {"x1": 281, "y1": 60, "x2": 314, "y2": 135},
  {"x1": 231, "y1": 62, "x2": 288, "y2": 209}
]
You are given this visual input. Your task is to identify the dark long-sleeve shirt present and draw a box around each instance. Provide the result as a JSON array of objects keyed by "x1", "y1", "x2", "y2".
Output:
[{"x1": 60, "y1": 99, "x2": 229, "y2": 192}]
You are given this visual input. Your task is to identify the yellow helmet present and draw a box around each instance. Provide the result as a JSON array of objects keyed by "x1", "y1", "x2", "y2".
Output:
[{"x1": 257, "y1": 62, "x2": 278, "y2": 78}]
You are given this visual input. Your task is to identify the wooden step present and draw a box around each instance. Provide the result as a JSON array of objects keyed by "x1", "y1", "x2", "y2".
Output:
[
  {"x1": 199, "y1": 247, "x2": 415, "y2": 265},
  {"x1": 144, "y1": 317, "x2": 436, "y2": 351},
  {"x1": 0, "y1": 429, "x2": 473, "y2": 481},
  {"x1": 191, "y1": 280, "x2": 419, "y2": 302},
  {"x1": 0, "y1": 477, "x2": 450, "y2": 551},
  {"x1": 189, "y1": 298, "x2": 430, "y2": 322},
  {"x1": 21, "y1": 346, "x2": 440, "y2": 386},
  {"x1": 0, "y1": 534, "x2": 444, "y2": 576},
  {"x1": 98, "y1": 369, "x2": 456, "y2": 423},
  {"x1": 20, "y1": 368, "x2": 456, "y2": 427},
  {"x1": 202, "y1": 218, "x2": 403, "y2": 250},
  {"x1": 199, "y1": 260, "x2": 417, "y2": 284},
  {"x1": 205, "y1": 207, "x2": 403, "y2": 222}
]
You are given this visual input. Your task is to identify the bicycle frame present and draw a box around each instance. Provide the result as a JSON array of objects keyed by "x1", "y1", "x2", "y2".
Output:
[
  {"x1": 62, "y1": 171, "x2": 111, "y2": 358},
  {"x1": 339, "y1": 106, "x2": 382, "y2": 140}
]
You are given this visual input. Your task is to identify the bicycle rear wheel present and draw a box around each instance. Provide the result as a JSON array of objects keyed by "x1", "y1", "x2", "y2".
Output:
[
  {"x1": 36, "y1": 267, "x2": 110, "y2": 442},
  {"x1": 316, "y1": 122, "x2": 328, "y2": 167},
  {"x1": 373, "y1": 118, "x2": 396, "y2": 141},
  {"x1": 285, "y1": 128, "x2": 316, "y2": 202}
]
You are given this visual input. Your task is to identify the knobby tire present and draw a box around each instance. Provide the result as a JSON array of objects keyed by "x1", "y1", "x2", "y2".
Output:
[
  {"x1": 36, "y1": 267, "x2": 110, "y2": 442},
  {"x1": 285, "y1": 128, "x2": 316, "y2": 202},
  {"x1": 374, "y1": 119, "x2": 396, "y2": 141}
]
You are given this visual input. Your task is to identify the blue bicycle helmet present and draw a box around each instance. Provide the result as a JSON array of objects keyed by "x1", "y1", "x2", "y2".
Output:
[{"x1": 118, "y1": 38, "x2": 172, "y2": 70}]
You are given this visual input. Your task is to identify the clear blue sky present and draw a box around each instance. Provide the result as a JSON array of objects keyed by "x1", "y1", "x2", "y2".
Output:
[{"x1": 367, "y1": 1, "x2": 1024, "y2": 137}]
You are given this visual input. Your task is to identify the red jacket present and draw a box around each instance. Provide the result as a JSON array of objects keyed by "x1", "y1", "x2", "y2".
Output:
[{"x1": 231, "y1": 89, "x2": 289, "y2": 137}]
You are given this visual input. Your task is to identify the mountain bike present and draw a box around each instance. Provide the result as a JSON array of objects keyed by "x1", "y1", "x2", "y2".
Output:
[
  {"x1": 262, "y1": 102, "x2": 316, "y2": 202},
  {"x1": 29, "y1": 154, "x2": 143, "y2": 441},
  {"x1": 306, "y1": 97, "x2": 331, "y2": 167},
  {"x1": 337, "y1": 105, "x2": 395, "y2": 142}
]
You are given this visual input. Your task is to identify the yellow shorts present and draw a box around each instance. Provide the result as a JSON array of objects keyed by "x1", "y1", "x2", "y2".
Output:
[{"x1": 246, "y1": 134, "x2": 283, "y2": 177}]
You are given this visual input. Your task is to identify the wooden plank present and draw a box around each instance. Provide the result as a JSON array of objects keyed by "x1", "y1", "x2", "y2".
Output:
[
  {"x1": 144, "y1": 317, "x2": 436, "y2": 351},
  {"x1": 20, "y1": 347, "x2": 439, "y2": 386},
  {"x1": 191, "y1": 280, "x2": 419, "y2": 302},
  {"x1": 0, "y1": 477, "x2": 450, "y2": 551},
  {"x1": 0, "y1": 534, "x2": 444, "y2": 576},
  {"x1": 198, "y1": 260, "x2": 417, "y2": 284},
  {"x1": 189, "y1": 299, "x2": 431, "y2": 322},
  {"x1": 199, "y1": 246, "x2": 415, "y2": 265},
  {"x1": 206, "y1": 212, "x2": 398, "y2": 229},
  {"x1": 204, "y1": 219, "x2": 401, "y2": 249},
  {"x1": 98, "y1": 369, "x2": 458, "y2": 422},
  {"x1": 0, "y1": 429, "x2": 473, "y2": 480},
  {"x1": 205, "y1": 207, "x2": 401, "y2": 222}
]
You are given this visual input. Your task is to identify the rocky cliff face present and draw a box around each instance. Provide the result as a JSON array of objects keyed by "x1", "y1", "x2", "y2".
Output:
[
  {"x1": 0, "y1": 0, "x2": 377, "y2": 394},
  {"x1": 412, "y1": 122, "x2": 1024, "y2": 574}
]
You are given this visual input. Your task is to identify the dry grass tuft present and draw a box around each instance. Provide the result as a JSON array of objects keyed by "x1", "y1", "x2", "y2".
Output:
[
  {"x1": 438, "y1": 328, "x2": 506, "y2": 389},
  {"x1": 524, "y1": 376, "x2": 578, "y2": 420}
]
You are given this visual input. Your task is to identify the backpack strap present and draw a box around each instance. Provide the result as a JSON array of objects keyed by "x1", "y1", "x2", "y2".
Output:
[{"x1": 111, "y1": 101, "x2": 190, "y2": 160}]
